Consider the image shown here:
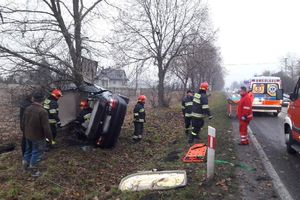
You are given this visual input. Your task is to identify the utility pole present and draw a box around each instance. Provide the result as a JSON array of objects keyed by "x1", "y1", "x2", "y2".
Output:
[{"x1": 284, "y1": 58, "x2": 288, "y2": 72}]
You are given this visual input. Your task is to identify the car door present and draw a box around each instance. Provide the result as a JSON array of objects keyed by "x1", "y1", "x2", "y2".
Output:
[{"x1": 290, "y1": 77, "x2": 300, "y2": 142}]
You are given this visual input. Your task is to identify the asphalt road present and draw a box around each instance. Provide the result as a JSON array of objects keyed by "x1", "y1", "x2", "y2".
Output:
[{"x1": 250, "y1": 108, "x2": 300, "y2": 200}]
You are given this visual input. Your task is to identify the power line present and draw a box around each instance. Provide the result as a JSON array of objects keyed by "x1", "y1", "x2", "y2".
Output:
[{"x1": 223, "y1": 62, "x2": 279, "y2": 66}]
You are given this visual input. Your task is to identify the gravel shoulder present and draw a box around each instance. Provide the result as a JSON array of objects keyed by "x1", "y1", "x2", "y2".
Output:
[{"x1": 231, "y1": 119, "x2": 278, "y2": 200}]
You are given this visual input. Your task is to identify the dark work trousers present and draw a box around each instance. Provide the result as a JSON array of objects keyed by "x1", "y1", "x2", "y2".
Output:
[
  {"x1": 133, "y1": 122, "x2": 144, "y2": 137},
  {"x1": 191, "y1": 118, "x2": 204, "y2": 136},
  {"x1": 184, "y1": 117, "x2": 192, "y2": 134},
  {"x1": 50, "y1": 124, "x2": 57, "y2": 140}
]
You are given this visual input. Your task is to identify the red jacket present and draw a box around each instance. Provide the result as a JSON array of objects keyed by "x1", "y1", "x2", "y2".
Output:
[{"x1": 237, "y1": 92, "x2": 253, "y2": 121}]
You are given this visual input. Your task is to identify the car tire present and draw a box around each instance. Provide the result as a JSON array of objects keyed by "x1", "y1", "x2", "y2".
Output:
[{"x1": 286, "y1": 129, "x2": 296, "y2": 154}]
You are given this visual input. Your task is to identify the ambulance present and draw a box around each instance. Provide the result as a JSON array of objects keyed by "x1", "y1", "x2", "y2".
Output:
[{"x1": 249, "y1": 76, "x2": 283, "y2": 116}]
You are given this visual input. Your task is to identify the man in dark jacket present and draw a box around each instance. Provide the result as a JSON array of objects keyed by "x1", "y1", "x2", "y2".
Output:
[
  {"x1": 20, "y1": 93, "x2": 32, "y2": 156},
  {"x1": 43, "y1": 89, "x2": 62, "y2": 144},
  {"x1": 132, "y1": 95, "x2": 146, "y2": 141},
  {"x1": 22, "y1": 91, "x2": 53, "y2": 177},
  {"x1": 189, "y1": 82, "x2": 213, "y2": 144},
  {"x1": 181, "y1": 90, "x2": 194, "y2": 135}
]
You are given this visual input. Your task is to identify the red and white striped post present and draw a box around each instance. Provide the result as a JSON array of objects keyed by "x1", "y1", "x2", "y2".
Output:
[{"x1": 207, "y1": 126, "x2": 216, "y2": 180}]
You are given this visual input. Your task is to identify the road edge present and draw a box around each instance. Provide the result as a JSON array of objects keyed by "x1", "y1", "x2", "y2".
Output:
[{"x1": 248, "y1": 127, "x2": 294, "y2": 200}]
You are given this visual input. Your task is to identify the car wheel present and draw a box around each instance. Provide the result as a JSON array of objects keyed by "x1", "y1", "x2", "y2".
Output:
[{"x1": 286, "y1": 129, "x2": 296, "y2": 154}]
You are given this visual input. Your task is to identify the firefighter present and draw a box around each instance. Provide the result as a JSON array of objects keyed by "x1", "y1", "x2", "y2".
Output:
[
  {"x1": 181, "y1": 90, "x2": 194, "y2": 135},
  {"x1": 132, "y1": 95, "x2": 146, "y2": 141},
  {"x1": 189, "y1": 82, "x2": 213, "y2": 144},
  {"x1": 76, "y1": 100, "x2": 93, "y2": 129},
  {"x1": 237, "y1": 86, "x2": 253, "y2": 145},
  {"x1": 43, "y1": 89, "x2": 62, "y2": 144},
  {"x1": 73, "y1": 100, "x2": 93, "y2": 140}
]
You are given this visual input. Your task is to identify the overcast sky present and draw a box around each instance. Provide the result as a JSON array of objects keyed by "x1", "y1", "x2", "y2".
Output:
[{"x1": 207, "y1": 0, "x2": 300, "y2": 87}]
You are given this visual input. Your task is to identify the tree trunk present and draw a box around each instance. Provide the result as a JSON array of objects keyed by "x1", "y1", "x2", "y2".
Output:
[
  {"x1": 158, "y1": 70, "x2": 166, "y2": 107},
  {"x1": 191, "y1": 75, "x2": 196, "y2": 91},
  {"x1": 135, "y1": 65, "x2": 139, "y2": 95},
  {"x1": 158, "y1": 61, "x2": 168, "y2": 107}
]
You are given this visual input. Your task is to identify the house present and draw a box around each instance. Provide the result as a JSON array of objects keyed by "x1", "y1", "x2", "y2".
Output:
[{"x1": 95, "y1": 68, "x2": 128, "y2": 88}]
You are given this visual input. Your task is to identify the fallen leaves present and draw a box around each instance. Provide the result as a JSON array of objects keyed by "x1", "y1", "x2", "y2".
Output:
[{"x1": 216, "y1": 179, "x2": 229, "y2": 191}]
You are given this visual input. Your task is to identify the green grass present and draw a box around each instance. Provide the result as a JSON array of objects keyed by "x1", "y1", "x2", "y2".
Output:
[
  {"x1": 113, "y1": 92, "x2": 239, "y2": 200},
  {"x1": 0, "y1": 92, "x2": 239, "y2": 200}
]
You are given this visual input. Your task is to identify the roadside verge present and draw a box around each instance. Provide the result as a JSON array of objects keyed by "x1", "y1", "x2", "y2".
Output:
[
  {"x1": 248, "y1": 127, "x2": 294, "y2": 200},
  {"x1": 231, "y1": 120, "x2": 278, "y2": 200}
]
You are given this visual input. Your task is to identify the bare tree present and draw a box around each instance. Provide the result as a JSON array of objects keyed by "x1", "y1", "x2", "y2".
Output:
[
  {"x1": 171, "y1": 35, "x2": 224, "y2": 92},
  {"x1": 0, "y1": 0, "x2": 107, "y2": 87},
  {"x1": 111, "y1": 0, "x2": 210, "y2": 107},
  {"x1": 281, "y1": 54, "x2": 300, "y2": 84}
]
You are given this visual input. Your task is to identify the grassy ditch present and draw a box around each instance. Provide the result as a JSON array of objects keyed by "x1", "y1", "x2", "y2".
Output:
[{"x1": 0, "y1": 92, "x2": 239, "y2": 200}]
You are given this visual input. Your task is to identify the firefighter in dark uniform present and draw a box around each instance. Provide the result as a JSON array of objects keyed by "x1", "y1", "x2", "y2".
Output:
[
  {"x1": 76, "y1": 100, "x2": 92, "y2": 129},
  {"x1": 132, "y1": 95, "x2": 146, "y2": 141},
  {"x1": 43, "y1": 89, "x2": 62, "y2": 144},
  {"x1": 181, "y1": 90, "x2": 194, "y2": 135},
  {"x1": 189, "y1": 82, "x2": 213, "y2": 143},
  {"x1": 74, "y1": 100, "x2": 93, "y2": 140}
]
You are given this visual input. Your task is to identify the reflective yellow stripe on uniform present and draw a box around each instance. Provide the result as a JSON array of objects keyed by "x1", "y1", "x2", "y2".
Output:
[
  {"x1": 49, "y1": 109, "x2": 57, "y2": 114},
  {"x1": 44, "y1": 99, "x2": 51, "y2": 104},
  {"x1": 185, "y1": 113, "x2": 192, "y2": 117},
  {"x1": 139, "y1": 109, "x2": 145, "y2": 112},
  {"x1": 49, "y1": 119, "x2": 57, "y2": 124},
  {"x1": 191, "y1": 131, "x2": 197, "y2": 136},
  {"x1": 84, "y1": 113, "x2": 91, "y2": 121},
  {"x1": 202, "y1": 104, "x2": 209, "y2": 109},
  {"x1": 137, "y1": 119, "x2": 144, "y2": 122},
  {"x1": 194, "y1": 93, "x2": 201, "y2": 98},
  {"x1": 43, "y1": 104, "x2": 50, "y2": 109},
  {"x1": 193, "y1": 93, "x2": 201, "y2": 104},
  {"x1": 134, "y1": 113, "x2": 139, "y2": 116},
  {"x1": 185, "y1": 102, "x2": 193, "y2": 106},
  {"x1": 193, "y1": 98, "x2": 200, "y2": 104},
  {"x1": 191, "y1": 112, "x2": 204, "y2": 118}
]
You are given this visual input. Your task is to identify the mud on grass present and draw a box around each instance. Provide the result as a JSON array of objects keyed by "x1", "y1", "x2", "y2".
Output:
[{"x1": 0, "y1": 92, "x2": 239, "y2": 200}]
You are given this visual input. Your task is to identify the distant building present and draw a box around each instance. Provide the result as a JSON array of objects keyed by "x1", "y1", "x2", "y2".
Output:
[{"x1": 95, "y1": 68, "x2": 128, "y2": 88}]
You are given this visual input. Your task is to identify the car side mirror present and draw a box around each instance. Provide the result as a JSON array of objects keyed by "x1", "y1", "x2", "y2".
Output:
[
  {"x1": 289, "y1": 93, "x2": 297, "y2": 101},
  {"x1": 276, "y1": 89, "x2": 283, "y2": 100}
]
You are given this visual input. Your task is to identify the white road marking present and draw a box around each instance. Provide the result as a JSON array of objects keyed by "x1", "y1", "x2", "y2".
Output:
[{"x1": 248, "y1": 127, "x2": 294, "y2": 200}]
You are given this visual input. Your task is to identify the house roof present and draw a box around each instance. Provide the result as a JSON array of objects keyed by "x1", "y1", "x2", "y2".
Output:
[{"x1": 97, "y1": 68, "x2": 128, "y2": 81}]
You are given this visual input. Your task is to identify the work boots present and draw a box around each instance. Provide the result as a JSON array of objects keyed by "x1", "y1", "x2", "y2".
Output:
[
  {"x1": 188, "y1": 134, "x2": 200, "y2": 144},
  {"x1": 22, "y1": 160, "x2": 29, "y2": 172},
  {"x1": 28, "y1": 166, "x2": 42, "y2": 177}
]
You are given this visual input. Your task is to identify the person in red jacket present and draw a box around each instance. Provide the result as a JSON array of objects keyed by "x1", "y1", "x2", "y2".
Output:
[{"x1": 237, "y1": 86, "x2": 253, "y2": 145}]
